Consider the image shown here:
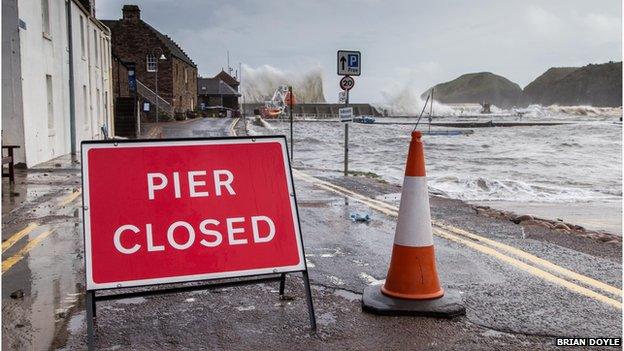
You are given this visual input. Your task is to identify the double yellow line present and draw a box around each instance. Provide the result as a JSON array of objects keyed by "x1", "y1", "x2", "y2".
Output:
[
  {"x1": 1, "y1": 190, "x2": 82, "y2": 275},
  {"x1": 292, "y1": 169, "x2": 622, "y2": 309},
  {"x1": 228, "y1": 118, "x2": 240, "y2": 136}
]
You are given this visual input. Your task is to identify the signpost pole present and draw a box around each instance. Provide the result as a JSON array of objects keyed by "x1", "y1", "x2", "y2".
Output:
[
  {"x1": 86, "y1": 291, "x2": 95, "y2": 350},
  {"x1": 289, "y1": 86, "x2": 293, "y2": 161},
  {"x1": 344, "y1": 90, "x2": 349, "y2": 176}
]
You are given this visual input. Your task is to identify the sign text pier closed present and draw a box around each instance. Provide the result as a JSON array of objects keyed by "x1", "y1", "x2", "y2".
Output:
[{"x1": 82, "y1": 137, "x2": 306, "y2": 290}]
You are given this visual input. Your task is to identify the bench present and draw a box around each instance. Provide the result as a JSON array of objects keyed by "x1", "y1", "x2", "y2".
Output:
[{"x1": 2, "y1": 145, "x2": 20, "y2": 183}]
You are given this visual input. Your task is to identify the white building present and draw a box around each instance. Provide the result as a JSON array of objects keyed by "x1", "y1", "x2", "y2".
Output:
[{"x1": 2, "y1": 0, "x2": 114, "y2": 167}]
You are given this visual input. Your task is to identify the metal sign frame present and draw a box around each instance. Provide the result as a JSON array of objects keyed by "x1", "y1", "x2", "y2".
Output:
[
  {"x1": 337, "y1": 50, "x2": 361, "y2": 76},
  {"x1": 80, "y1": 135, "x2": 316, "y2": 350}
]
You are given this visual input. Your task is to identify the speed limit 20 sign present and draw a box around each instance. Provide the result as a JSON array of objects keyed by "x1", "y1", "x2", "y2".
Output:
[{"x1": 340, "y1": 76, "x2": 355, "y2": 91}]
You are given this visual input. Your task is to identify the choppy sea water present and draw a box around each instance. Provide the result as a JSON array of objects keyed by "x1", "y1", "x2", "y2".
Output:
[{"x1": 248, "y1": 108, "x2": 622, "y2": 234}]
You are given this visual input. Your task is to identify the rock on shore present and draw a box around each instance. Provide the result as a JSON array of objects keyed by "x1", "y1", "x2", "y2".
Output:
[{"x1": 473, "y1": 205, "x2": 621, "y2": 244}]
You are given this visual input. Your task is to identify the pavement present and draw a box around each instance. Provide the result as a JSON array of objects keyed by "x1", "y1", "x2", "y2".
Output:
[{"x1": 2, "y1": 117, "x2": 621, "y2": 350}]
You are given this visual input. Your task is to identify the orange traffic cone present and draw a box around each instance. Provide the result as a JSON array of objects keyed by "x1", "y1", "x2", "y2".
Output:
[{"x1": 362, "y1": 131, "x2": 465, "y2": 317}]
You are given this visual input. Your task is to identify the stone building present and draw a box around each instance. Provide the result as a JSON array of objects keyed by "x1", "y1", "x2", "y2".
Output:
[{"x1": 102, "y1": 5, "x2": 197, "y2": 117}]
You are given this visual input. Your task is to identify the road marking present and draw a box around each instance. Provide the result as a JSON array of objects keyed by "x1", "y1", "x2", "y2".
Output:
[
  {"x1": 293, "y1": 169, "x2": 621, "y2": 296},
  {"x1": 435, "y1": 227, "x2": 622, "y2": 309},
  {"x1": 2, "y1": 230, "x2": 54, "y2": 274},
  {"x1": 433, "y1": 221, "x2": 622, "y2": 297},
  {"x1": 59, "y1": 190, "x2": 82, "y2": 207},
  {"x1": 228, "y1": 118, "x2": 240, "y2": 136},
  {"x1": 2, "y1": 223, "x2": 39, "y2": 253},
  {"x1": 292, "y1": 169, "x2": 622, "y2": 308}
]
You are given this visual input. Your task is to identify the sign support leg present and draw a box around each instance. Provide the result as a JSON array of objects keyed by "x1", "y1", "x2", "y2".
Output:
[
  {"x1": 86, "y1": 290, "x2": 95, "y2": 350},
  {"x1": 92, "y1": 291, "x2": 97, "y2": 318},
  {"x1": 344, "y1": 124, "x2": 349, "y2": 176},
  {"x1": 302, "y1": 271, "x2": 317, "y2": 332},
  {"x1": 289, "y1": 86, "x2": 294, "y2": 161},
  {"x1": 343, "y1": 89, "x2": 349, "y2": 177},
  {"x1": 279, "y1": 273, "x2": 286, "y2": 297}
]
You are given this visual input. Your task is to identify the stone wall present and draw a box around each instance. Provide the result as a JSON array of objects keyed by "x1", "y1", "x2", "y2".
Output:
[{"x1": 111, "y1": 55, "x2": 130, "y2": 98}]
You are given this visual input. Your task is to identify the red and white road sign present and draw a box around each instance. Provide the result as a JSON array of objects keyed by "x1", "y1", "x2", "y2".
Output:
[
  {"x1": 81, "y1": 137, "x2": 306, "y2": 290},
  {"x1": 339, "y1": 76, "x2": 355, "y2": 91}
]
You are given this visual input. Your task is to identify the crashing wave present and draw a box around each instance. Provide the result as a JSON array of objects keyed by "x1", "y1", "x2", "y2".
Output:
[
  {"x1": 376, "y1": 83, "x2": 456, "y2": 116},
  {"x1": 241, "y1": 64, "x2": 326, "y2": 103},
  {"x1": 428, "y1": 175, "x2": 621, "y2": 203},
  {"x1": 513, "y1": 104, "x2": 623, "y2": 118}
]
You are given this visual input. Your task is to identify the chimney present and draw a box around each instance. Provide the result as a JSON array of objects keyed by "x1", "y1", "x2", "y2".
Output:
[{"x1": 122, "y1": 5, "x2": 140, "y2": 21}]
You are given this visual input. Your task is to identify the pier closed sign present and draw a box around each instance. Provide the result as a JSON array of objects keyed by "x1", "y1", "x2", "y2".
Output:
[{"x1": 81, "y1": 137, "x2": 306, "y2": 290}]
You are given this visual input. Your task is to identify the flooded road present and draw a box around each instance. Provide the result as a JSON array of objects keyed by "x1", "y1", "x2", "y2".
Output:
[
  {"x1": 2, "y1": 157, "x2": 84, "y2": 350},
  {"x1": 3, "y1": 117, "x2": 621, "y2": 350},
  {"x1": 249, "y1": 116, "x2": 622, "y2": 234}
]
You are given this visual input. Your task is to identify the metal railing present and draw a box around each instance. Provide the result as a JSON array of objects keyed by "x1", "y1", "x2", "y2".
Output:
[{"x1": 136, "y1": 79, "x2": 174, "y2": 116}]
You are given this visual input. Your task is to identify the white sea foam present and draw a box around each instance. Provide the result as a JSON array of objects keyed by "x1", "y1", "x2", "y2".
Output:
[
  {"x1": 240, "y1": 64, "x2": 326, "y2": 103},
  {"x1": 248, "y1": 113, "x2": 621, "y2": 206},
  {"x1": 514, "y1": 104, "x2": 622, "y2": 118},
  {"x1": 377, "y1": 83, "x2": 457, "y2": 116}
]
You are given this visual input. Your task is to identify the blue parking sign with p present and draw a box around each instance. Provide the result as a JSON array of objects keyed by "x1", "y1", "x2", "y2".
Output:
[
  {"x1": 337, "y1": 50, "x2": 361, "y2": 76},
  {"x1": 348, "y1": 54, "x2": 359, "y2": 69}
]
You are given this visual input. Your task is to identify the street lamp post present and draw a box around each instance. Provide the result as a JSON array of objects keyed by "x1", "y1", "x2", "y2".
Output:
[{"x1": 151, "y1": 48, "x2": 166, "y2": 123}]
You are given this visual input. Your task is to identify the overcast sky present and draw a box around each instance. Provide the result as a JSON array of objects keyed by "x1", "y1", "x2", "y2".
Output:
[{"x1": 98, "y1": 0, "x2": 622, "y2": 103}]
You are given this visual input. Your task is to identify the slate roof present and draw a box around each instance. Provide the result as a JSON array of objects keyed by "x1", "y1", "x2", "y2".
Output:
[
  {"x1": 101, "y1": 19, "x2": 196, "y2": 68},
  {"x1": 215, "y1": 70, "x2": 239, "y2": 87},
  {"x1": 198, "y1": 77, "x2": 241, "y2": 96}
]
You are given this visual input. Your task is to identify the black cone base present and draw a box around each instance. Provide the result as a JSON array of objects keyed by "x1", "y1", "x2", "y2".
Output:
[{"x1": 362, "y1": 285, "x2": 465, "y2": 318}]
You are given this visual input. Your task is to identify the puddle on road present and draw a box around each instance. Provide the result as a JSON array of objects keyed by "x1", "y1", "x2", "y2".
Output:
[
  {"x1": 3, "y1": 156, "x2": 104, "y2": 350},
  {"x1": 66, "y1": 312, "x2": 85, "y2": 334},
  {"x1": 2, "y1": 220, "x2": 84, "y2": 350},
  {"x1": 298, "y1": 200, "x2": 331, "y2": 208}
]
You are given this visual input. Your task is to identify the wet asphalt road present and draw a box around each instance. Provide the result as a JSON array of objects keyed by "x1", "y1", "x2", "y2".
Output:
[
  {"x1": 2, "y1": 117, "x2": 621, "y2": 350},
  {"x1": 157, "y1": 117, "x2": 236, "y2": 138}
]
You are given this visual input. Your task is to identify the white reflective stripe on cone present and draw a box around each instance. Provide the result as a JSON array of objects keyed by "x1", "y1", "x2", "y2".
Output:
[{"x1": 393, "y1": 176, "x2": 433, "y2": 247}]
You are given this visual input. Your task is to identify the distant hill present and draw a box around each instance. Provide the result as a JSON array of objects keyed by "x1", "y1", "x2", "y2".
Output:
[
  {"x1": 522, "y1": 62, "x2": 622, "y2": 107},
  {"x1": 422, "y1": 72, "x2": 523, "y2": 108}
]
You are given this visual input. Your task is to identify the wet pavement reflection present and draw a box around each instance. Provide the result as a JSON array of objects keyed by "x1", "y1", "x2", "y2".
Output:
[{"x1": 2, "y1": 156, "x2": 84, "y2": 350}]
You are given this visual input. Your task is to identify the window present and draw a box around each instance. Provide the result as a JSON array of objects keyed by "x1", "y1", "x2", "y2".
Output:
[
  {"x1": 80, "y1": 16, "x2": 85, "y2": 58},
  {"x1": 41, "y1": 0, "x2": 50, "y2": 36},
  {"x1": 83, "y1": 85, "x2": 89, "y2": 131},
  {"x1": 46, "y1": 75, "x2": 54, "y2": 130},
  {"x1": 184, "y1": 68, "x2": 188, "y2": 83},
  {"x1": 93, "y1": 30, "x2": 99, "y2": 66},
  {"x1": 146, "y1": 54, "x2": 157, "y2": 72}
]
